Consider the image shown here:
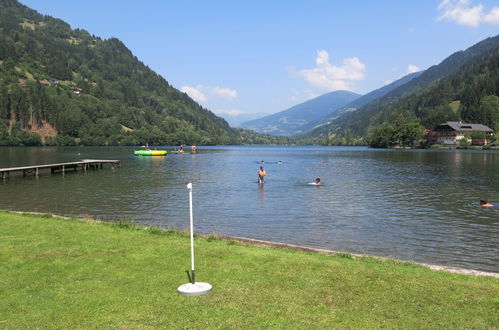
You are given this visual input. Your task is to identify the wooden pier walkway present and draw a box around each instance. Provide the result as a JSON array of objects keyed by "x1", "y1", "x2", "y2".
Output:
[{"x1": 0, "y1": 159, "x2": 120, "y2": 179}]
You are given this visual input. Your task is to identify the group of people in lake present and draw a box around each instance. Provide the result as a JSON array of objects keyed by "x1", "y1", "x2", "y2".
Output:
[
  {"x1": 258, "y1": 161, "x2": 495, "y2": 206},
  {"x1": 175, "y1": 145, "x2": 196, "y2": 154},
  {"x1": 142, "y1": 143, "x2": 196, "y2": 154},
  {"x1": 257, "y1": 160, "x2": 321, "y2": 186}
]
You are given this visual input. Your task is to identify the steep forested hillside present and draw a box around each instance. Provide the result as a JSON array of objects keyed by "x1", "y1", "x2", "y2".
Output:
[
  {"x1": 240, "y1": 90, "x2": 359, "y2": 136},
  {"x1": 344, "y1": 71, "x2": 422, "y2": 110},
  {"x1": 0, "y1": 0, "x2": 240, "y2": 146},
  {"x1": 309, "y1": 35, "x2": 499, "y2": 145}
]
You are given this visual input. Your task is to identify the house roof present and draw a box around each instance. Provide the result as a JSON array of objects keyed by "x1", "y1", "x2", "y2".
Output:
[{"x1": 435, "y1": 121, "x2": 493, "y2": 132}]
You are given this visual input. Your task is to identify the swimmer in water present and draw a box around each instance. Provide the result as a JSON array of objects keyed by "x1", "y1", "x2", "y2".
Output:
[
  {"x1": 480, "y1": 199, "x2": 494, "y2": 207},
  {"x1": 308, "y1": 178, "x2": 321, "y2": 185}
]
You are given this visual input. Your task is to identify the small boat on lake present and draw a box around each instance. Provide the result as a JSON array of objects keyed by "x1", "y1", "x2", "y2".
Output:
[{"x1": 134, "y1": 150, "x2": 167, "y2": 156}]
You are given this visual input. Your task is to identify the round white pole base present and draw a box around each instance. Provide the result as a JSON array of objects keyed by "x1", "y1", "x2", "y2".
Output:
[{"x1": 177, "y1": 282, "x2": 212, "y2": 296}]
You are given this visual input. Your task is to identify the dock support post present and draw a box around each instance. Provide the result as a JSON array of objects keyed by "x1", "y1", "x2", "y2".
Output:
[{"x1": 35, "y1": 168, "x2": 39, "y2": 176}]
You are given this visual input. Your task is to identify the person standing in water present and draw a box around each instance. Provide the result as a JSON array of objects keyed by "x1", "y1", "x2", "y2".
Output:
[{"x1": 258, "y1": 166, "x2": 266, "y2": 184}]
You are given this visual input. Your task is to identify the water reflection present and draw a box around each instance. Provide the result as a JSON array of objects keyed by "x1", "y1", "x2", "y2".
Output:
[{"x1": 258, "y1": 183, "x2": 265, "y2": 208}]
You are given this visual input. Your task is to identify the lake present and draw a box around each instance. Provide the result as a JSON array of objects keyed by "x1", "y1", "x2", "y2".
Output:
[{"x1": 1, "y1": 146, "x2": 498, "y2": 273}]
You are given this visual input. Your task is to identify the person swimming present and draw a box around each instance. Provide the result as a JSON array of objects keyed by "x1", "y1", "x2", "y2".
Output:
[
  {"x1": 308, "y1": 178, "x2": 321, "y2": 185},
  {"x1": 480, "y1": 199, "x2": 494, "y2": 207}
]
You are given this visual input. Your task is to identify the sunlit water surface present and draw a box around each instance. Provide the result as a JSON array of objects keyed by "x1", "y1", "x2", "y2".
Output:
[{"x1": 1, "y1": 146, "x2": 498, "y2": 272}]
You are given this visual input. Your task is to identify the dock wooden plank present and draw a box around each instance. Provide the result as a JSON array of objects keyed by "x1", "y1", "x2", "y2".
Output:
[{"x1": 0, "y1": 159, "x2": 120, "y2": 178}]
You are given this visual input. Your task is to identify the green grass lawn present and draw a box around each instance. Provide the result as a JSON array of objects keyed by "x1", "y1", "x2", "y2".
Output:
[{"x1": 0, "y1": 211, "x2": 498, "y2": 328}]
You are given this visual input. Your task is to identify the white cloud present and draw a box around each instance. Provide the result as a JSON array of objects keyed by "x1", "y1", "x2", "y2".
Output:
[
  {"x1": 181, "y1": 86, "x2": 207, "y2": 103},
  {"x1": 437, "y1": 0, "x2": 499, "y2": 27},
  {"x1": 211, "y1": 86, "x2": 238, "y2": 100},
  {"x1": 484, "y1": 7, "x2": 499, "y2": 24},
  {"x1": 180, "y1": 85, "x2": 238, "y2": 103},
  {"x1": 407, "y1": 64, "x2": 420, "y2": 74},
  {"x1": 297, "y1": 50, "x2": 366, "y2": 91}
]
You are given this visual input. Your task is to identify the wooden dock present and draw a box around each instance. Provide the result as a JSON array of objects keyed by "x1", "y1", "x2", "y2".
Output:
[{"x1": 0, "y1": 159, "x2": 120, "y2": 179}]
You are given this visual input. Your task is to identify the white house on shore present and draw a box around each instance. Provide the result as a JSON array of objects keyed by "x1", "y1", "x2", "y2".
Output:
[{"x1": 429, "y1": 121, "x2": 494, "y2": 146}]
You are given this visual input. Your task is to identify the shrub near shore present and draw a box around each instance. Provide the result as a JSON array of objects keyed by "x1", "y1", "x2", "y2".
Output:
[{"x1": 0, "y1": 211, "x2": 497, "y2": 328}]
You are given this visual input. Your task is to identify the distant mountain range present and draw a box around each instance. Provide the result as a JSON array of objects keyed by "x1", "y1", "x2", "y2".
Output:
[
  {"x1": 2, "y1": 0, "x2": 496, "y2": 146},
  {"x1": 240, "y1": 90, "x2": 360, "y2": 136},
  {"x1": 220, "y1": 111, "x2": 271, "y2": 127},
  {"x1": 307, "y1": 34, "x2": 499, "y2": 140},
  {"x1": 239, "y1": 71, "x2": 422, "y2": 137},
  {"x1": 299, "y1": 71, "x2": 422, "y2": 134},
  {"x1": 242, "y1": 34, "x2": 498, "y2": 141}
]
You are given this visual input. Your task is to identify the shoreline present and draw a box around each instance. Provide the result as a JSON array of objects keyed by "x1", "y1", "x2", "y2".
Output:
[{"x1": 8, "y1": 210, "x2": 499, "y2": 279}]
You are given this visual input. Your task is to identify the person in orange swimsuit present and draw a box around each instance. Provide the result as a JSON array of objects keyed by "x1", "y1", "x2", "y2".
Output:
[{"x1": 258, "y1": 166, "x2": 266, "y2": 184}]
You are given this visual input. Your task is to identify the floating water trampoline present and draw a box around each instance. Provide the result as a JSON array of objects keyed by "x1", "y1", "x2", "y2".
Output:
[{"x1": 134, "y1": 150, "x2": 167, "y2": 156}]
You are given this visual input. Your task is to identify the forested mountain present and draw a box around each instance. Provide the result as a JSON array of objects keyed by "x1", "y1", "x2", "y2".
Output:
[
  {"x1": 3, "y1": 0, "x2": 496, "y2": 147},
  {"x1": 300, "y1": 71, "x2": 422, "y2": 134},
  {"x1": 308, "y1": 35, "x2": 499, "y2": 145},
  {"x1": 345, "y1": 71, "x2": 422, "y2": 109},
  {"x1": 240, "y1": 90, "x2": 360, "y2": 136},
  {"x1": 0, "y1": 0, "x2": 241, "y2": 146}
]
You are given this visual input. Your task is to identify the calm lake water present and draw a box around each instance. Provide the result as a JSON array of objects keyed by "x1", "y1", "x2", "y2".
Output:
[{"x1": 1, "y1": 146, "x2": 498, "y2": 272}]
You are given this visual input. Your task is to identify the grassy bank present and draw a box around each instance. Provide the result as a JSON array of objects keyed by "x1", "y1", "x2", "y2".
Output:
[{"x1": 0, "y1": 212, "x2": 498, "y2": 328}]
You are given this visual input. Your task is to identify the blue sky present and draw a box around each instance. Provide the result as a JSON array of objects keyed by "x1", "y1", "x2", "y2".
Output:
[{"x1": 20, "y1": 0, "x2": 499, "y2": 125}]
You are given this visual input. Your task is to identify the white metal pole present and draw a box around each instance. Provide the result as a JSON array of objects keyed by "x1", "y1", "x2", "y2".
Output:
[
  {"x1": 177, "y1": 182, "x2": 211, "y2": 296},
  {"x1": 187, "y1": 183, "x2": 195, "y2": 284}
]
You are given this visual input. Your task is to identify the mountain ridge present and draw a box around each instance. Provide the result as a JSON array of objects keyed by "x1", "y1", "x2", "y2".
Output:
[
  {"x1": 0, "y1": 0, "x2": 241, "y2": 146},
  {"x1": 240, "y1": 90, "x2": 360, "y2": 136},
  {"x1": 306, "y1": 34, "x2": 499, "y2": 140},
  {"x1": 299, "y1": 71, "x2": 423, "y2": 134}
]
